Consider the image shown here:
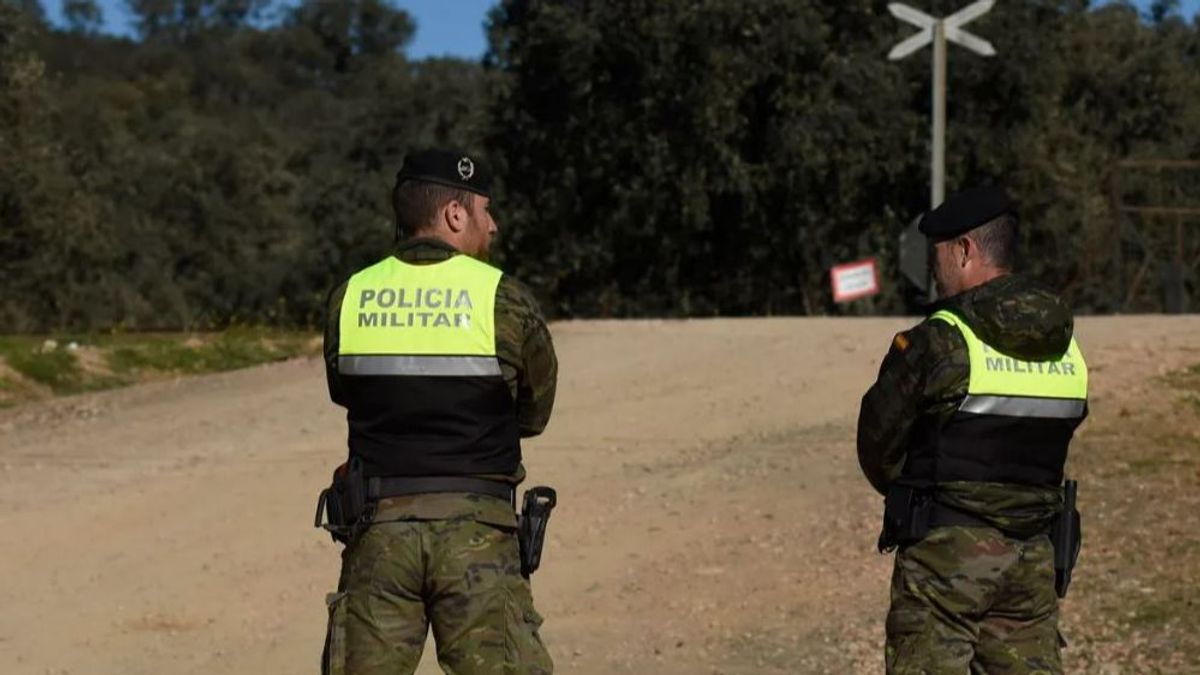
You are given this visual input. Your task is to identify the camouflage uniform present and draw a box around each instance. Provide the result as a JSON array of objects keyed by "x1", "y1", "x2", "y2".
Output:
[
  {"x1": 858, "y1": 275, "x2": 1077, "y2": 674},
  {"x1": 322, "y1": 237, "x2": 557, "y2": 675}
]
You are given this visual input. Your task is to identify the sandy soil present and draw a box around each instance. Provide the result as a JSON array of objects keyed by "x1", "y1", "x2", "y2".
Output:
[{"x1": 1, "y1": 316, "x2": 1198, "y2": 674}]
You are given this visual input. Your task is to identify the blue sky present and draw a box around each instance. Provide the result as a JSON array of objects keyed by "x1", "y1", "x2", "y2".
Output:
[
  {"x1": 42, "y1": 1, "x2": 1200, "y2": 60},
  {"x1": 44, "y1": 0, "x2": 497, "y2": 58}
]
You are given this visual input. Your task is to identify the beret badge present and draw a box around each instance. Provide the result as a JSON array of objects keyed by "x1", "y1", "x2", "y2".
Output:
[{"x1": 457, "y1": 157, "x2": 475, "y2": 181}]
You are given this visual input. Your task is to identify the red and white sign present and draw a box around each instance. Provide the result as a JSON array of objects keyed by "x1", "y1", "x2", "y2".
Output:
[{"x1": 830, "y1": 258, "x2": 880, "y2": 303}]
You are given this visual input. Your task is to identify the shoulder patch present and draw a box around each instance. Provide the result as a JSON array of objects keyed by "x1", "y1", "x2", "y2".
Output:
[{"x1": 892, "y1": 332, "x2": 911, "y2": 352}]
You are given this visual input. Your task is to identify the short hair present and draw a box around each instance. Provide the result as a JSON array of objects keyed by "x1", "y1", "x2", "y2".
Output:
[
  {"x1": 969, "y1": 212, "x2": 1018, "y2": 270},
  {"x1": 392, "y1": 180, "x2": 475, "y2": 235}
]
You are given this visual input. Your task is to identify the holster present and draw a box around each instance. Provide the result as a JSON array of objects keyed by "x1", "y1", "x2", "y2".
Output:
[
  {"x1": 1050, "y1": 479, "x2": 1082, "y2": 598},
  {"x1": 517, "y1": 486, "x2": 557, "y2": 578},
  {"x1": 878, "y1": 483, "x2": 932, "y2": 553},
  {"x1": 314, "y1": 458, "x2": 372, "y2": 544}
]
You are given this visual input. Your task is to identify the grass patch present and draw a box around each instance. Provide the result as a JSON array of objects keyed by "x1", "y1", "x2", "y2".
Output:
[
  {"x1": 1164, "y1": 362, "x2": 1200, "y2": 391},
  {"x1": 0, "y1": 329, "x2": 318, "y2": 406},
  {"x1": 1126, "y1": 595, "x2": 1196, "y2": 629},
  {"x1": 107, "y1": 339, "x2": 211, "y2": 374},
  {"x1": 1160, "y1": 363, "x2": 1200, "y2": 414},
  {"x1": 0, "y1": 376, "x2": 18, "y2": 409},
  {"x1": 1127, "y1": 456, "x2": 1170, "y2": 475},
  {"x1": 107, "y1": 329, "x2": 314, "y2": 375},
  {"x1": 0, "y1": 341, "x2": 85, "y2": 394}
]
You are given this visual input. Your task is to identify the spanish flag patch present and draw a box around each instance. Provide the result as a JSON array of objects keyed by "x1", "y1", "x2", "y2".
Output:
[{"x1": 892, "y1": 332, "x2": 911, "y2": 352}]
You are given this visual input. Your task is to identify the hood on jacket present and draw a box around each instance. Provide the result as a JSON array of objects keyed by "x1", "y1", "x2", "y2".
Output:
[{"x1": 942, "y1": 275, "x2": 1074, "y2": 361}]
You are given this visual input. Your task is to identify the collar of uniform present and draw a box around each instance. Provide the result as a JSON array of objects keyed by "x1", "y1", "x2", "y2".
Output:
[
  {"x1": 927, "y1": 273, "x2": 1017, "y2": 316},
  {"x1": 393, "y1": 236, "x2": 460, "y2": 264}
]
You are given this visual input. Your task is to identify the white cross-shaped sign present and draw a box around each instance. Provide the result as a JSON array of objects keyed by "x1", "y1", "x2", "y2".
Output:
[
  {"x1": 888, "y1": 0, "x2": 996, "y2": 61},
  {"x1": 885, "y1": 0, "x2": 997, "y2": 213}
]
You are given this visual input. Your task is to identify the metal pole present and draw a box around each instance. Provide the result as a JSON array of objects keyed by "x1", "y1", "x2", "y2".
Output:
[{"x1": 932, "y1": 20, "x2": 947, "y2": 209}]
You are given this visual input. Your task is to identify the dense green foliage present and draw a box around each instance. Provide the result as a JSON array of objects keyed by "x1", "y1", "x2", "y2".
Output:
[
  {"x1": 1, "y1": 0, "x2": 486, "y2": 331},
  {"x1": 488, "y1": 0, "x2": 1200, "y2": 316},
  {"x1": 1, "y1": 1, "x2": 1198, "y2": 330}
]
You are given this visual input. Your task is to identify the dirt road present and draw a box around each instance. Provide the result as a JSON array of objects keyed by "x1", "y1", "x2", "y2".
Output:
[{"x1": 2, "y1": 317, "x2": 1198, "y2": 674}]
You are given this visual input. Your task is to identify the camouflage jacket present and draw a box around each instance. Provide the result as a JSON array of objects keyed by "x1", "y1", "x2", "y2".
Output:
[
  {"x1": 324, "y1": 237, "x2": 558, "y2": 527},
  {"x1": 856, "y1": 274, "x2": 1078, "y2": 537}
]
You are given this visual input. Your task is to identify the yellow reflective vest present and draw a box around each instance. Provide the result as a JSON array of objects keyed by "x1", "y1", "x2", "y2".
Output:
[
  {"x1": 905, "y1": 310, "x2": 1089, "y2": 487},
  {"x1": 932, "y1": 309, "x2": 1088, "y2": 418},
  {"x1": 335, "y1": 254, "x2": 520, "y2": 478}
]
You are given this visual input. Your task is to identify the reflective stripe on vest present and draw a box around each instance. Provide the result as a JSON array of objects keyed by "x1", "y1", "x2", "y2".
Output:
[
  {"x1": 930, "y1": 310, "x2": 1088, "y2": 417},
  {"x1": 960, "y1": 394, "x2": 1085, "y2": 419},
  {"x1": 338, "y1": 355, "x2": 502, "y2": 377},
  {"x1": 338, "y1": 255, "x2": 503, "y2": 372}
]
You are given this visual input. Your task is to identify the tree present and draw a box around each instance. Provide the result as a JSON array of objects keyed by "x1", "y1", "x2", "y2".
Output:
[
  {"x1": 127, "y1": 0, "x2": 270, "y2": 41},
  {"x1": 0, "y1": 4, "x2": 118, "y2": 330},
  {"x1": 2, "y1": 0, "x2": 1197, "y2": 330},
  {"x1": 63, "y1": 0, "x2": 103, "y2": 33},
  {"x1": 486, "y1": 0, "x2": 1200, "y2": 316},
  {"x1": 486, "y1": 0, "x2": 923, "y2": 316},
  {"x1": 2, "y1": 0, "x2": 45, "y2": 25}
]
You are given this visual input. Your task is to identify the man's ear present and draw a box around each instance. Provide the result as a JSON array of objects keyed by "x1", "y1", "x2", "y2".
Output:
[
  {"x1": 959, "y1": 236, "x2": 973, "y2": 267},
  {"x1": 445, "y1": 200, "x2": 467, "y2": 233}
]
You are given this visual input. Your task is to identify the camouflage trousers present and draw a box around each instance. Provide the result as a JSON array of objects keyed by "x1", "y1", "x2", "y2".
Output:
[
  {"x1": 886, "y1": 526, "x2": 1062, "y2": 675},
  {"x1": 322, "y1": 517, "x2": 553, "y2": 675}
]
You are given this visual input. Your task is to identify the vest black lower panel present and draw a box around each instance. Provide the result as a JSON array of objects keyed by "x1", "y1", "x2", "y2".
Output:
[
  {"x1": 905, "y1": 310, "x2": 1091, "y2": 490},
  {"x1": 340, "y1": 374, "x2": 521, "y2": 478},
  {"x1": 905, "y1": 411, "x2": 1084, "y2": 487}
]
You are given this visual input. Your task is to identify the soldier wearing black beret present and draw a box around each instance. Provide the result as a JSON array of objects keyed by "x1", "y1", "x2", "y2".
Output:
[
  {"x1": 858, "y1": 186, "x2": 1090, "y2": 673},
  {"x1": 918, "y1": 185, "x2": 1014, "y2": 238},
  {"x1": 919, "y1": 185, "x2": 1020, "y2": 297},
  {"x1": 318, "y1": 149, "x2": 558, "y2": 674}
]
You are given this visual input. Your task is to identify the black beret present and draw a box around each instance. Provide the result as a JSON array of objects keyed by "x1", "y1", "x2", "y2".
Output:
[
  {"x1": 396, "y1": 148, "x2": 493, "y2": 198},
  {"x1": 918, "y1": 186, "x2": 1016, "y2": 241}
]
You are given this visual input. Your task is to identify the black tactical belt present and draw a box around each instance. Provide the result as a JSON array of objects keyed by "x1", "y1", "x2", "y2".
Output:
[
  {"x1": 928, "y1": 502, "x2": 995, "y2": 530},
  {"x1": 367, "y1": 476, "x2": 514, "y2": 502},
  {"x1": 930, "y1": 502, "x2": 1057, "y2": 542}
]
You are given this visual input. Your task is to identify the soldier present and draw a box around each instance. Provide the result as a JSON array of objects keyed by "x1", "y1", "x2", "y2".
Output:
[
  {"x1": 858, "y1": 186, "x2": 1088, "y2": 674},
  {"x1": 317, "y1": 149, "x2": 558, "y2": 675}
]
